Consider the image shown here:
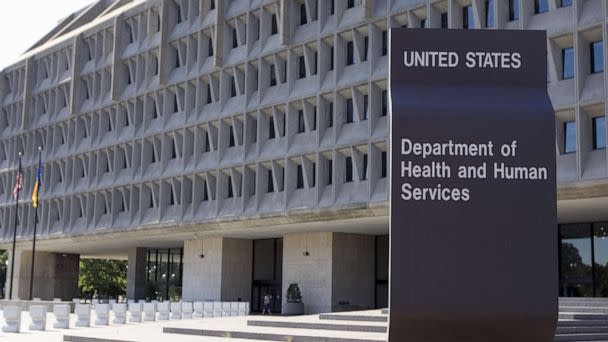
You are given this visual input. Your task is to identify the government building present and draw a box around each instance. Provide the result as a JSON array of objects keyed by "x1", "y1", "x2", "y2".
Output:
[{"x1": 0, "y1": 0, "x2": 604, "y2": 312}]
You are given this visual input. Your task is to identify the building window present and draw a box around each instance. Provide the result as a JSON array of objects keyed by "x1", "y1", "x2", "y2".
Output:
[
  {"x1": 269, "y1": 116, "x2": 276, "y2": 139},
  {"x1": 382, "y1": 30, "x2": 387, "y2": 56},
  {"x1": 535, "y1": 0, "x2": 549, "y2": 14},
  {"x1": 485, "y1": 0, "x2": 494, "y2": 27},
  {"x1": 298, "y1": 110, "x2": 305, "y2": 133},
  {"x1": 208, "y1": 38, "x2": 214, "y2": 56},
  {"x1": 346, "y1": 98, "x2": 354, "y2": 123},
  {"x1": 271, "y1": 14, "x2": 278, "y2": 35},
  {"x1": 229, "y1": 127, "x2": 235, "y2": 147},
  {"x1": 231, "y1": 77, "x2": 237, "y2": 97},
  {"x1": 564, "y1": 121, "x2": 576, "y2": 154},
  {"x1": 227, "y1": 176, "x2": 233, "y2": 198},
  {"x1": 562, "y1": 47, "x2": 574, "y2": 80},
  {"x1": 330, "y1": 0, "x2": 335, "y2": 15},
  {"x1": 561, "y1": 0, "x2": 572, "y2": 7},
  {"x1": 232, "y1": 28, "x2": 238, "y2": 48},
  {"x1": 381, "y1": 90, "x2": 388, "y2": 117},
  {"x1": 345, "y1": 156, "x2": 353, "y2": 183},
  {"x1": 381, "y1": 151, "x2": 387, "y2": 178},
  {"x1": 300, "y1": 3, "x2": 307, "y2": 25},
  {"x1": 328, "y1": 102, "x2": 334, "y2": 127},
  {"x1": 441, "y1": 13, "x2": 448, "y2": 28},
  {"x1": 362, "y1": 36, "x2": 369, "y2": 61},
  {"x1": 509, "y1": 0, "x2": 519, "y2": 21},
  {"x1": 346, "y1": 41, "x2": 354, "y2": 65},
  {"x1": 330, "y1": 47, "x2": 334, "y2": 70},
  {"x1": 312, "y1": 107, "x2": 317, "y2": 130},
  {"x1": 420, "y1": 19, "x2": 426, "y2": 28},
  {"x1": 347, "y1": 0, "x2": 355, "y2": 9},
  {"x1": 591, "y1": 41, "x2": 604, "y2": 74},
  {"x1": 463, "y1": 5, "x2": 474, "y2": 29},
  {"x1": 267, "y1": 170, "x2": 274, "y2": 192},
  {"x1": 593, "y1": 116, "x2": 606, "y2": 150},
  {"x1": 363, "y1": 94, "x2": 368, "y2": 120},
  {"x1": 327, "y1": 159, "x2": 333, "y2": 185},
  {"x1": 296, "y1": 165, "x2": 304, "y2": 189},
  {"x1": 270, "y1": 64, "x2": 277, "y2": 86},
  {"x1": 299, "y1": 55, "x2": 306, "y2": 79},
  {"x1": 362, "y1": 154, "x2": 368, "y2": 181}
]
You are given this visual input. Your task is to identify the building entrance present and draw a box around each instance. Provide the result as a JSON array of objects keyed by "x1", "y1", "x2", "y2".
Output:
[{"x1": 251, "y1": 238, "x2": 283, "y2": 313}]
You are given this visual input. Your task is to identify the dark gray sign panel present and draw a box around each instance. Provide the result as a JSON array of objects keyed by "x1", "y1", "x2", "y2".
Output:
[{"x1": 389, "y1": 29, "x2": 557, "y2": 342}]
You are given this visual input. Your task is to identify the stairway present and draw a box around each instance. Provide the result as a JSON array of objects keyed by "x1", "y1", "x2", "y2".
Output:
[{"x1": 556, "y1": 297, "x2": 608, "y2": 341}]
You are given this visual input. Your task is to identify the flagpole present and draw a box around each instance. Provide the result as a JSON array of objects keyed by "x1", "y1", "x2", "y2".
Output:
[
  {"x1": 28, "y1": 147, "x2": 42, "y2": 301},
  {"x1": 8, "y1": 152, "x2": 22, "y2": 300}
]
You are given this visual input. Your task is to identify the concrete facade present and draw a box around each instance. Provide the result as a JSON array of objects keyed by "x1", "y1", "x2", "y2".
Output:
[
  {"x1": 182, "y1": 237, "x2": 252, "y2": 302},
  {"x1": 0, "y1": 0, "x2": 606, "y2": 308},
  {"x1": 7, "y1": 249, "x2": 79, "y2": 301}
]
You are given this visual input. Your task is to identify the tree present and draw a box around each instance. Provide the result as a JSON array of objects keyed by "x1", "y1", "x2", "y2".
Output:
[{"x1": 78, "y1": 259, "x2": 127, "y2": 299}]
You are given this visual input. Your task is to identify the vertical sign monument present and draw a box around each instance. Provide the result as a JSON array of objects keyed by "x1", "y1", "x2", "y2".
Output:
[{"x1": 389, "y1": 29, "x2": 557, "y2": 341}]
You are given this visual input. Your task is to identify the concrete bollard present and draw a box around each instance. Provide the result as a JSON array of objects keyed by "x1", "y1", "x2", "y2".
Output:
[
  {"x1": 29, "y1": 305, "x2": 47, "y2": 331},
  {"x1": 181, "y1": 302, "x2": 193, "y2": 319},
  {"x1": 222, "y1": 302, "x2": 231, "y2": 317},
  {"x1": 193, "y1": 302, "x2": 204, "y2": 318},
  {"x1": 2, "y1": 306, "x2": 21, "y2": 333},
  {"x1": 238, "y1": 302, "x2": 249, "y2": 316},
  {"x1": 157, "y1": 302, "x2": 170, "y2": 320},
  {"x1": 213, "y1": 301, "x2": 222, "y2": 317},
  {"x1": 53, "y1": 304, "x2": 71, "y2": 329},
  {"x1": 112, "y1": 303, "x2": 127, "y2": 324},
  {"x1": 95, "y1": 304, "x2": 110, "y2": 325},
  {"x1": 53, "y1": 298, "x2": 62, "y2": 302},
  {"x1": 75, "y1": 304, "x2": 91, "y2": 327},
  {"x1": 128, "y1": 302, "x2": 143, "y2": 323},
  {"x1": 170, "y1": 302, "x2": 182, "y2": 320},
  {"x1": 143, "y1": 302, "x2": 156, "y2": 322},
  {"x1": 230, "y1": 302, "x2": 239, "y2": 316}
]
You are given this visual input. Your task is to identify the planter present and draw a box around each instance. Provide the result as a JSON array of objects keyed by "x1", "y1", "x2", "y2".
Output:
[{"x1": 283, "y1": 302, "x2": 304, "y2": 315}]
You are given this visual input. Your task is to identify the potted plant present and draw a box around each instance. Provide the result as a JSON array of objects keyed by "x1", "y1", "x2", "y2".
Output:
[{"x1": 283, "y1": 283, "x2": 304, "y2": 315}]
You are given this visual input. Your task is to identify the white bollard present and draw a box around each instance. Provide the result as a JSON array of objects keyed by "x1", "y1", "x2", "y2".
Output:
[
  {"x1": 213, "y1": 301, "x2": 222, "y2": 317},
  {"x1": 193, "y1": 302, "x2": 204, "y2": 318},
  {"x1": 143, "y1": 302, "x2": 156, "y2": 322},
  {"x1": 95, "y1": 304, "x2": 110, "y2": 325},
  {"x1": 181, "y1": 302, "x2": 193, "y2": 319},
  {"x1": 53, "y1": 304, "x2": 71, "y2": 329},
  {"x1": 109, "y1": 299, "x2": 117, "y2": 306},
  {"x1": 222, "y1": 302, "x2": 231, "y2": 317},
  {"x1": 32, "y1": 297, "x2": 42, "y2": 301},
  {"x1": 72, "y1": 298, "x2": 82, "y2": 304},
  {"x1": 170, "y1": 302, "x2": 182, "y2": 320},
  {"x1": 2, "y1": 306, "x2": 21, "y2": 332},
  {"x1": 157, "y1": 302, "x2": 170, "y2": 320},
  {"x1": 128, "y1": 302, "x2": 143, "y2": 323},
  {"x1": 238, "y1": 302, "x2": 249, "y2": 316},
  {"x1": 53, "y1": 298, "x2": 62, "y2": 302},
  {"x1": 112, "y1": 303, "x2": 127, "y2": 324},
  {"x1": 230, "y1": 302, "x2": 239, "y2": 316},
  {"x1": 75, "y1": 304, "x2": 91, "y2": 327},
  {"x1": 29, "y1": 305, "x2": 47, "y2": 331}
]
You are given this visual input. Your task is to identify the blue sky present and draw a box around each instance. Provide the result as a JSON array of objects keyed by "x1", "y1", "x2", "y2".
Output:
[{"x1": 0, "y1": 0, "x2": 95, "y2": 70}]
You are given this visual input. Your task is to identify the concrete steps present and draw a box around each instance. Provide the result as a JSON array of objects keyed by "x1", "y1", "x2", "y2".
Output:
[
  {"x1": 163, "y1": 327, "x2": 385, "y2": 342},
  {"x1": 246, "y1": 319, "x2": 387, "y2": 333},
  {"x1": 555, "y1": 298, "x2": 608, "y2": 342},
  {"x1": 319, "y1": 314, "x2": 388, "y2": 323}
]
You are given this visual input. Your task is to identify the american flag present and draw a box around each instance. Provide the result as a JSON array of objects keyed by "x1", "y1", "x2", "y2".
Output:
[{"x1": 12, "y1": 171, "x2": 23, "y2": 200}]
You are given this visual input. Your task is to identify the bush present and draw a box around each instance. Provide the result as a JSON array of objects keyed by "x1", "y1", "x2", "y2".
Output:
[{"x1": 286, "y1": 283, "x2": 302, "y2": 303}]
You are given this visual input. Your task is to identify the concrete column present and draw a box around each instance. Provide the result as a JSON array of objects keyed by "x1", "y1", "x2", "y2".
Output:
[
  {"x1": 182, "y1": 238, "x2": 252, "y2": 302},
  {"x1": 282, "y1": 232, "x2": 376, "y2": 314},
  {"x1": 6, "y1": 250, "x2": 79, "y2": 300},
  {"x1": 126, "y1": 247, "x2": 147, "y2": 300},
  {"x1": 331, "y1": 233, "x2": 375, "y2": 311},
  {"x1": 282, "y1": 232, "x2": 333, "y2": 314}
]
